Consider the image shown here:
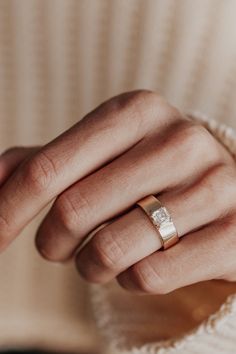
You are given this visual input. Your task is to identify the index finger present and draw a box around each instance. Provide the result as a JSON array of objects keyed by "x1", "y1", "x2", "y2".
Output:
[{"x1": 0, "y1": 91, "x2": 172, "y2": 251}]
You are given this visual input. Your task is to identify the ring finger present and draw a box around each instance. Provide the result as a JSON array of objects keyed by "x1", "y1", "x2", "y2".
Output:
[{"x1": 75, "y1": 163, "x2": 236, "y2": 283}]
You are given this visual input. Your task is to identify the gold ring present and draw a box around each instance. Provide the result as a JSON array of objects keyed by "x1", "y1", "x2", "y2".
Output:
[{"x1": 137, "y1": 195, "x2": 179, "y2": 249}]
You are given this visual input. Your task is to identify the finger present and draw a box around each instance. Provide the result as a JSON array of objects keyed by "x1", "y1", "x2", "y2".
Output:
[
  {"x1": 0, "y1": 147, "x2": 39, "y2": 185},
  {"x1": 117, "y1": 214, "x2": 236, "y2": 294},
  {"x1": 74, "y1": 163, "x2": 236, "y2": 283},
  {"x1": 0, "y1": 91, "x2": 170, "y2": 250},
  {"x1": 36, "y1": 122, "x2": 223, "y2": 261}
]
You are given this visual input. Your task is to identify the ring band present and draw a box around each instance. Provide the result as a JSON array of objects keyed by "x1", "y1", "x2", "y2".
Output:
[{"x1": 136, "y1": 195, "x2": 179, "y2": 249}]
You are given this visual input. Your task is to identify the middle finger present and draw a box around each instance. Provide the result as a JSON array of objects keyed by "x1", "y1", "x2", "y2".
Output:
[
  {"x1": 74, "y1": 163, "x2": 236, "y2": 283},
  {"x1": 36, "y1": 126, "x2": 227, "y2": 263}
]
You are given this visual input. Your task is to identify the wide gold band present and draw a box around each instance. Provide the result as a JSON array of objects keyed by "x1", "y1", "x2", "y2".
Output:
[{"x1": 137, "y1": 195, "x2": 179, "y2": 249}]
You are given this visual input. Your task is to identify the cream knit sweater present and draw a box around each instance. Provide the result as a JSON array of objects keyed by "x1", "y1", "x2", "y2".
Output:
[{"x1": 1, "y1": 0, "x2": 236, "y2": 353}]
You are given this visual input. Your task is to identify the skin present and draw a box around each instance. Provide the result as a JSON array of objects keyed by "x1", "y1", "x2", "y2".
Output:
[{"x1": 1, "y1": 90, "x2": 236, "y2": 295}]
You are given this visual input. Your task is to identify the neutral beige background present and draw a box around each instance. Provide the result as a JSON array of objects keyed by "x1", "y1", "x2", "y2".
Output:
[{"x1": 0, "y1": 0, "x2": 236, "y2": 353}]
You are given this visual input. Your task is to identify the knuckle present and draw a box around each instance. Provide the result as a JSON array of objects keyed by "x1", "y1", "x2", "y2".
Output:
[
  {"x1": 126, "y1": 90, "x2": 159, "y2": 106},
  {"x1": 221, "y1": 214, "x2": 236, "y2": 242},
  {"x1": 218, "y1": 165, "x2": 236, "y2": 197},
  {"x1": 203, "y1": 164, "x2": 236, "y2": 211},
  {"x1": 96, "y1": 90, "x2": 181, "y2": 139},
  {"x1": 53, "y1": 194, "x2": 78, "y2": 234},
  {"x1": 166, "y1": 120, "x2": 222, "y2": 170},
  {"x1": 222, "y1": 166, "x2": 236, "y2": 198},
  {"x1": 184, "y1": 122, "x2": 207, "y2": 147},
  {"x1": 181, "y1": 122, "x2": 218, "y2": 159},
  {"x1": 128, "y1": 262, "x2": 169, "y2": 294},
  {"x1": 90, "y1": 229, "x2": 125, "y2": 271},
  {"x1": 126, "y1": 89, "x2": 169, "y2": 109},
  {"x1": 118, "y1": 89, "x2": 157, "y2": 104},
  {"x1": 23, "y1": 151, "x2": 56, "y2": 194},
  {"x1": 53, "y1": 188, "x2": 92, "y2": 236},
  {"x1": 118, "y1": 90, "x2": 178, "y2": 131},
  {"x1": 122, "y1": 90, "x2": 170, "y2": 117}
]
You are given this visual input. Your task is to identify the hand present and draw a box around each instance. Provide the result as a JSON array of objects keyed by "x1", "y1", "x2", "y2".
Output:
[{"x1": 1, "y1": 90, "x2": 236, "y2": 294}]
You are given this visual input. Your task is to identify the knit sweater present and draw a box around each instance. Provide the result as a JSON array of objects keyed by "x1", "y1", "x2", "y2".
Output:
[{"x1": 0, "y1": 0, "x2": 236, "y2": 353}]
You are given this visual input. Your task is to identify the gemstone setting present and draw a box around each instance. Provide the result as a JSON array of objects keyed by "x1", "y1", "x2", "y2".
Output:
[{"x1": 151, "y1": 207, "x2": 171, "y2": 226}]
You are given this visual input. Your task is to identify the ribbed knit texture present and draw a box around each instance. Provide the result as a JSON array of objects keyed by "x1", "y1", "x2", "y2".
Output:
[{"x1": 0, "y1": 0, "x2": 236, "y2": 353}]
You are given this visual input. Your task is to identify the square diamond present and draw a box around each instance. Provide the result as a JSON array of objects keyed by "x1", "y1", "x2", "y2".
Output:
[{"x1": 151, "y1": 207, "x2": 170, "y2": 226}]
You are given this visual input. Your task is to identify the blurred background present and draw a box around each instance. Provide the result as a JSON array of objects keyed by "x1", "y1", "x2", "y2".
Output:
[{"x1": 0, "y1": 0, "x2": 236, "y2": 353}]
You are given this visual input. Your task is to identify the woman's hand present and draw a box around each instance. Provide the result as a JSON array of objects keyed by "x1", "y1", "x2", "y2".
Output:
[{"x1": 1, "y1": 90, "x2": 236, "y2": 294}]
